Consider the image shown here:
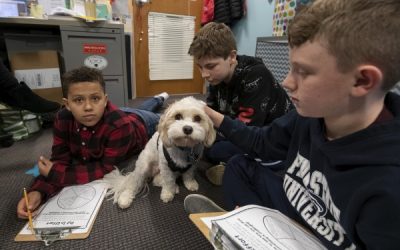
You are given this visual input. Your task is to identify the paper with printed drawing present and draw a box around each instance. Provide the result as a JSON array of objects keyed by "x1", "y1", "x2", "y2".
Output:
[
  {"x1": 19, "y1": 182, "x2": 107, "y2": 234},
  {"x1": 202, "y1": 205, "x2": 326, "y2": 250},
  {"x1": 14, "y1": 68, "x2": 61, "y2": 89}
]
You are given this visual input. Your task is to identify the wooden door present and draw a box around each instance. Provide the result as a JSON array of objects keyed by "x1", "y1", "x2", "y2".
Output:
[{"x1": 132, "y1": 0, "x2": 204, "y2": 97}]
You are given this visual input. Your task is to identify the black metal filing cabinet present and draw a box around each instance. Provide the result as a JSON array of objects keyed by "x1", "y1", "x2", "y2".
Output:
[{"x1": 0, "y1": 17, "x2": 128, "y2": 107}]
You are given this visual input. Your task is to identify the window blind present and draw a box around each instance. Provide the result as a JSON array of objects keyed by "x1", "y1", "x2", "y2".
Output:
[{"x1": 148, "y1": 12, "x2": 195, "y2": 80}]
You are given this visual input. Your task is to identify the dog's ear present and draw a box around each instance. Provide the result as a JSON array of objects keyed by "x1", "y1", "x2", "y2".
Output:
[
  {"x1": 204, "y1": 115, "x2": 217, "y2": 147},
  {"x1": 158, "y1": 107, "x2": 172, "y2": 147}
]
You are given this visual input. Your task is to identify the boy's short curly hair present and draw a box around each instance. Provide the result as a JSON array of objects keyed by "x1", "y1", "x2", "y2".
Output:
[
  {"x1": 188, "y1": 22, "x2": 237, "y2": 60},
  {"x1": 288, "y1": 0, "x2": 400, "y2": 91},
  {"x1": 61, "y1": 66, "x2": 106, "y2": 97}
]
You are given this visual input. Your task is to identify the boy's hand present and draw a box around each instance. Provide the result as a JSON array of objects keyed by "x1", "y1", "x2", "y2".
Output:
[
  {"x1": 38, "y1": 156, "x2": 53, "y2": 177},
  {"x1": 204, "y1": 106, "x2": 224, "y2": 128},
  {"x1": 17, "y1": 191, "x2": 42, "y2": 219}
]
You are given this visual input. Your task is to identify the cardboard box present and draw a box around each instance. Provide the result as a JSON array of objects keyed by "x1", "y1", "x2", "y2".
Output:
[{"x1": 9, "y1": 50, "x2": 63, "y2": 104}]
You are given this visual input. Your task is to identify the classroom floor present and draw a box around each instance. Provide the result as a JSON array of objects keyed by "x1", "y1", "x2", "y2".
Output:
[{"x1": 0, "y1": 94, "x2": 224, "y2": 249}]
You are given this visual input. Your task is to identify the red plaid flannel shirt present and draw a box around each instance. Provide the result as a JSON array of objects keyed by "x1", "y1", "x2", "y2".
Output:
[{"x1": 30, "y1": 102, "x2": 148, "y2": 199}]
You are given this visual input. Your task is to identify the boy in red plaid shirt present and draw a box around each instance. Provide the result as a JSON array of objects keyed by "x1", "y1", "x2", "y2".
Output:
[{"x1": 17, "y1": 66, "x2": 168, "y2": 218}]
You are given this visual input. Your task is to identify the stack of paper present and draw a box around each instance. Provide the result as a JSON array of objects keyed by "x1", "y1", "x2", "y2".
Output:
[{"x1": 204, "y1": 205, "x2": 326, "y2": 250}]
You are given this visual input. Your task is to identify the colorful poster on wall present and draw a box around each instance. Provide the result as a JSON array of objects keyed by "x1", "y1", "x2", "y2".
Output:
[{"x1": 272, "y1": 0, "x2": 312, "y2": 36}]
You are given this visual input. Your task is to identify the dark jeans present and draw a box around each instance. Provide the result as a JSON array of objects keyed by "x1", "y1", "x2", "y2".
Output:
[
  {"x1": 204, "y1": 134, "x2": 243, "y2": 164},
  {"x1": 119, "y1": 97, "x2": 163, "y2": 138},
  {"x1": 223, "y1": 154, "x2": 299, "y2": 220}
]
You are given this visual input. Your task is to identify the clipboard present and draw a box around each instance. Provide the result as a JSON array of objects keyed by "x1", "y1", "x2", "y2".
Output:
[
  {"x1": 190, "y1": 206, "x2": 327, "y2": 250},
  {"x1": 189, "y1": 212, "x2": 226, "y2": 241},
  {"x1": 15, "y1": 182, "x2": 108, "y2": 246}
]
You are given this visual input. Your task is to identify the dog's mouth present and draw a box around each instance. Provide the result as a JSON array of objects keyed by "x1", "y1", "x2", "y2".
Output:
[{"x1": 172, "y1": 136, "x2": 200, "y2": 148}]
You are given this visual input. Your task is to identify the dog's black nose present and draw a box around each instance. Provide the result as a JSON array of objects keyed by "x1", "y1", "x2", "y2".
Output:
[{"x1": 183, "y1": 125, "x2": 193, "y2": 135}]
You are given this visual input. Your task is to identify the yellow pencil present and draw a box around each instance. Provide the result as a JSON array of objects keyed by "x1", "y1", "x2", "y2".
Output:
[{"x1": 23, "y1": 188, "x2": 35, "y2": 234}]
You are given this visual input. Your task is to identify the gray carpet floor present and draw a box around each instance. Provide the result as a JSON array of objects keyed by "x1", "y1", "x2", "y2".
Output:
[{"x1": 0, "y1": 95, "x2": 225, "y2": 249}]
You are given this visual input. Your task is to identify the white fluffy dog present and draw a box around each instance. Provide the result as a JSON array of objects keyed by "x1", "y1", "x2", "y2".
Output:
[{"x1": 104, "y1": 96, "x2": 216, "y2": 209}]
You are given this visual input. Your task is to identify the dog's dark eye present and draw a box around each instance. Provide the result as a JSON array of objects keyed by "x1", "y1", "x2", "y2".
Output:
[
  {"x1": 193, "y1": 115, "x2": 202, "y2": 123},
  {"x1": 175, "y1": 113, "x2": 183, "y2": 120}
]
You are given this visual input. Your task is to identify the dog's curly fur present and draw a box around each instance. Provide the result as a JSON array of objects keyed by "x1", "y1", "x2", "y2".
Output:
[{"x1": 104, "y1": 96, "x2": 216, "y2": 209}]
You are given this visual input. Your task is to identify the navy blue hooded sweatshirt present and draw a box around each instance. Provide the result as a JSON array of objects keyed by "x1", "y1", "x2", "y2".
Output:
[{"x1": 219, "y1": 92, "x2": 400, "y2": 249}]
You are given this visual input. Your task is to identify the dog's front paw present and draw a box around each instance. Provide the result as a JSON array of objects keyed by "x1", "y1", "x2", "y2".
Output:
[
  {"x1": 160, "y1": 189, "x2": 175, "y2": 203},
  {"x1": 118, "y1": 189, "x2": 134, "y2": 209},
  {"x1": 184, "y1": 179, "x2": 199, "y2": 191}
]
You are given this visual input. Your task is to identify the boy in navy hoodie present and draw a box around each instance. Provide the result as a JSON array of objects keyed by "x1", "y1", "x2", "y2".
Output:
[{"x1": 185, "y1": 0, "x2": 400, "y2": 248}]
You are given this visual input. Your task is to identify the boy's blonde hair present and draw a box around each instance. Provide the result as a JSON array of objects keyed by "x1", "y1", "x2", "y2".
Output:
[
  {"x1": 188, "y1": 22, "x2": 237, "y2": 60},
  {"x1": 288, "y1": 0, "x2": 400, "y2": 91}
]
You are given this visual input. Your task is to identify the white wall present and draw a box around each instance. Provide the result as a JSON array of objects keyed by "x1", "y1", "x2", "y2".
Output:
[{"x1": 232, "y1": 0, "x2": 275, "y2": 56}]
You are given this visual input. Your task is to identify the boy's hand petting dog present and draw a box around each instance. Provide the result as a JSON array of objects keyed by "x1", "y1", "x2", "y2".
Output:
[
  {"x1": 16, "y1": 191, "x2": 42, "y2": 219},
  {"x1": 38, "y1": 156, "x2": 53, "y2": 177}
]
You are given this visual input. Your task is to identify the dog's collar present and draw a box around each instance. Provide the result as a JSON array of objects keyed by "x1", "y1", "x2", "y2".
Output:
[
  {"x1": 163, "y1": 146, "x2": 198, "y2": 173},
  {"x1": 157, "y1": 135, "x2": 201, "y2": 173}
]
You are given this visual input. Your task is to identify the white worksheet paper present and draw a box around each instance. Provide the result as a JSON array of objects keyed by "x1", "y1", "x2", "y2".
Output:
[
  {"x1": 202, "y1": 205, "x2": 326, "y2": 250},
  {"x1": 20, "y1": 181, "x2": 107, "y2": 234}
]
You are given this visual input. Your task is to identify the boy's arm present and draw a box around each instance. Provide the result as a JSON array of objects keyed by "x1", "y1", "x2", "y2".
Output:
[
  {"x1": 47, "y1": 122, "x2": 135, "y2": 186},
  {"x1": 28, "y1": 124, "x2": 135, "y2": 200},
  {"x1": 27, "y1": 112, "x2": 71, "y2": 199},
  {"x1": 29, "y1": 176, "x2": 63, "y2": 201},
  {"x1": 206, "y1": 106, "x2": 295, "y2": 160},
  {"x1": 238, "y1": 64, "x2": 293, "y2": 126},
  {"x1": 356, "y1": 187, "x2": 400, "y2": 248}
]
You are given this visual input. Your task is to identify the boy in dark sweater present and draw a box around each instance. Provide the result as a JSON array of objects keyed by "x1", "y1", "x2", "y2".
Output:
[
  {"x1": 185, "y1": 0, "x2": 400, "y2": 248},
  {"x1": 188, "y1": 22, "x2": 293, "y2": 185}
]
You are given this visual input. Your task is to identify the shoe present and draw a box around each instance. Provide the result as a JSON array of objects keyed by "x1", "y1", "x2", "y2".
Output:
[
  {"x1": 184, "y1": 194, "x2": 225, "y2": 214},
  {"x1": 0, "y1": 60, "x2": 61, "y2": 113},
  {"x1": 40, "y1": 110, "x2": 58, "y2": 128},
  {"x1": 154, "y1": 92, "x2": 169, "y2": 102},
  {"x1": 206, "y1": 163, "x2": 226, "y2": 186},
  {"x1": 9, "y1": 82, "x2": 61, "y2": 113},
  {"x1": 0, "y1": 129, "x2": 13, "y2": 147}
]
